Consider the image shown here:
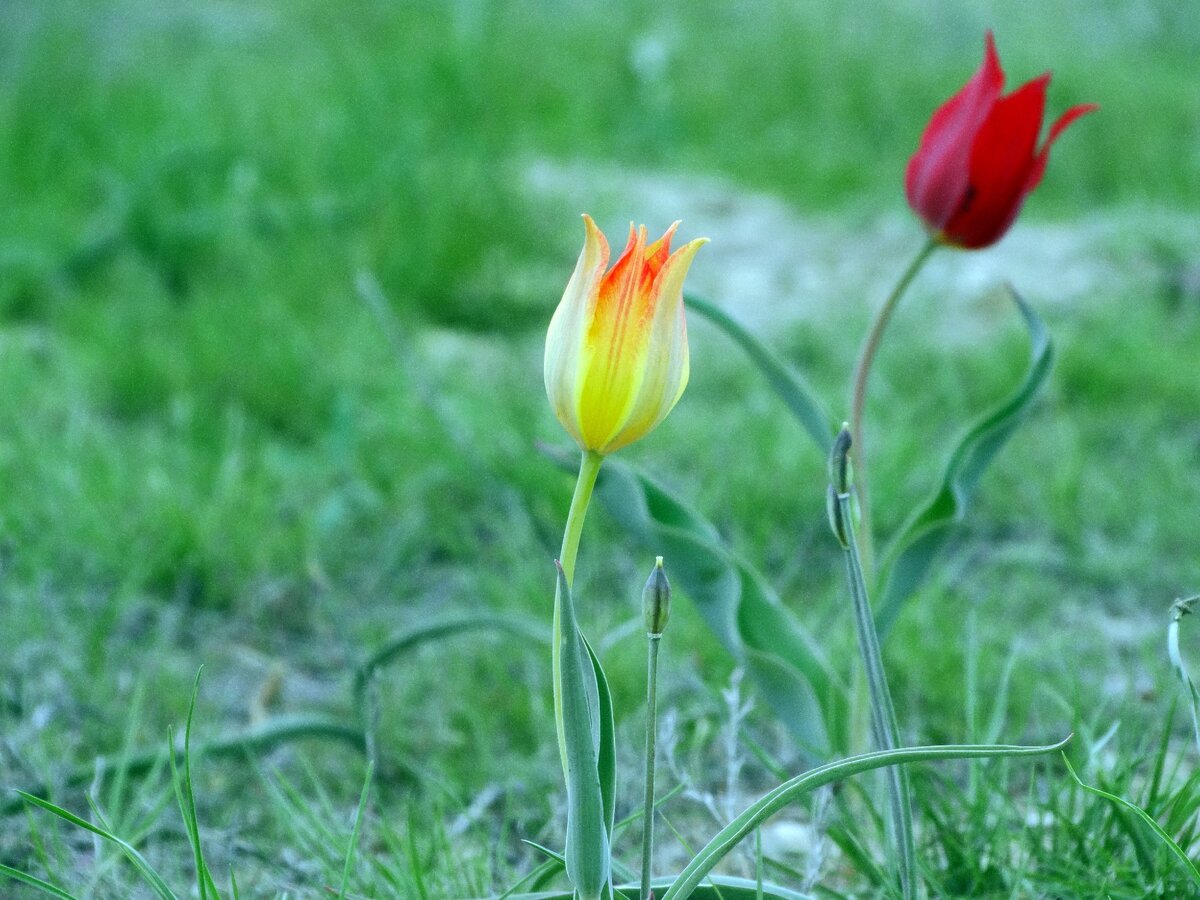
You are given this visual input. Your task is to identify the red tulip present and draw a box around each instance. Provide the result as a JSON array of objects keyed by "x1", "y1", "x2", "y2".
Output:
[{"x1": 905, "y1": 32, "x2": 1097, "y2": 249}]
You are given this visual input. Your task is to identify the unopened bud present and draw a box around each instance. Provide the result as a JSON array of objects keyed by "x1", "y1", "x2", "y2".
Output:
[
  {"x1": 829, "y1": 423, "x2": 853, "y2": 496},
  {"x1": 827, "y1": 485, "x2": 850, "y2": 549},
  {"x1": 827, "y1": 424, "x2": 855, "y2": 548},
  {"x1": 642, "y1": 556, "x2": 671, "y2": 635}
]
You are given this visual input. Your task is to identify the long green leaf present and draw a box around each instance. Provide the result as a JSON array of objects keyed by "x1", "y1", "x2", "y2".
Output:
[
  {"x1": 554, "y1": 563, "x2": 610, "y2": 900},
  {"x1": 0, "y1": 864, "x2": 79, "y2": 899},
  {"x1": 1062, "y1": 755, "x2": 1200, "y2": 889},
  {"x1": 687, "y1": 294, "x2": 835, "y2": 452},
  {"x1": 583, "y1": 636, "x2": 617, "y2": 842},
  {"x1": 169, "y1": 669, "x2": 220, "y2": 900},
  {"x1": 660, "y1": 737, "x2": 1071, "y2": 900},
  {"x1": 354, "y1": 612, "x2": 547, "y2": 704},
  {"x1": 543, "y1": 445, "x2": 846, "y2": 755},
  {"x1": 876, "y1": 287, "x2": 1054, "y2": 637},
  {"x1": 16, "y1": 792, "x2": 179, "y2": 900}
]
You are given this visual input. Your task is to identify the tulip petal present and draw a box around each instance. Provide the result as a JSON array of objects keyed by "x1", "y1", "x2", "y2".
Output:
[
  {"x1": 905, "y1": 31, "x2": 1005, "y2": 230},
  {"x1": 603, "y1": 237, "x2": 706, "y2": 453},
  {"x1": 544, "y1": 215, "x2": 609, "y2": 448},
  {"x1": 941, "y1": 73, "x2": 1049, "y2": 248},
  {"x1": 1025, "y1": 102, "x2": 1099, "y2": 191},
  {"x1": 576, "y1": 226, "x2": 653, "y2": 451}
]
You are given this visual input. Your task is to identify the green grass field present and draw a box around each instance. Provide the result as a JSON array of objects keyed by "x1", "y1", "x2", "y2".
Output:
[{"x1": 2, "y1": 0, "x2": 1199, "y2": 896}]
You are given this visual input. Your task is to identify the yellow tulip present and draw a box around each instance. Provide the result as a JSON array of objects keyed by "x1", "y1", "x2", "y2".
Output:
[{"x1": 544, "y1": 215, "x2": 707, "y2": 455}]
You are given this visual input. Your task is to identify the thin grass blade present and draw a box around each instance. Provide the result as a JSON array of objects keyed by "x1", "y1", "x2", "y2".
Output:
[
  {"x1": 1062, "y1": 755, "x2": 1200, "y2": 888},
  {"x1": 660, "y1": 738, "x2": 1070, "y2": 900},
  {"x1": 338, "y1": 760, "x2": 375, "y2": 899},
  {"x1": 15, "y1": 792, "x2": 179, "y2": 900},
  {"x1": 0, "y1": 863, "x2": 80, "y2": 899}
]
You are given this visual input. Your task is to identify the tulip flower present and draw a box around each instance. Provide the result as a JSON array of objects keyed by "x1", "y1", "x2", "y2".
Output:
[
  {"x1": 905, "y1": 31, "x2": 1097, "y2": 249},
  {"x1": 545, "y1": 215, "x2": 706, "y2": 456}
]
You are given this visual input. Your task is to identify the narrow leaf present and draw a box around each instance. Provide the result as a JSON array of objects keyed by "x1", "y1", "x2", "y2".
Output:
[
  {"x1": 1062, "y1": 755, "x2": 1200, "y2": 888},
  {"x1": 687, "y1": 294, "x2": 835, "y2": 451},
  {"x1": 3, "y1": 715, "x2": 365, "y2": 820},
  {"x1": 0, "y1": 864, "x2": 79, "y2": 899},
  {"x1": 338, "y1": 760, "x2": 375, "y2": 899},
  {"x1": 354, "y1": 612, "x2": 546, "y2": 704},
  {"x1": 876, "y1": 287, "x2": 1054, "y2": 636},
  {"x1": 660, "y1": 737, "x2": 1071, "y2": 900},
  {"x1": 583, "y1": 636, "x2": 617, "y2": 841},
  {"x1": 555, "y1": 563, "x2": 610, "y2": 899},
  {"x1": 16, "y1": 792, "x2": 179, "y2": 900},
  {"x1": 170, "y1": 668, "x2": 219, "y2": 900}
]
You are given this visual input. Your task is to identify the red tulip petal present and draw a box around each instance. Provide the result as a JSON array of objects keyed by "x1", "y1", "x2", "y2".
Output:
[
  {"x1": 905, "y1": 31, "x2": 1005, "y2": 230},
  {"x1": 1025, "y1": 102, "x2": 1099, "y2": 191},
  {"x1": 941, "y1": 73, "x2": 1049, "y2": 248}
]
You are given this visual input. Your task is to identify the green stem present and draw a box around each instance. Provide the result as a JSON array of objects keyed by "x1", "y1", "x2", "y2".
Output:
[
  {"x1": 838, "y1": 488, "x2": 917, "y2": 900},
  {"x1": 553, "y1": 450, "x2": 604, "y2": 779},
  {"x1": 640, "y1": 634, "x2": 661, "y2": 900},
  {"x1": 849, "y1": 238, "x2": 937, "y2": 574},
  {"x1": 559, "y1": 450, "x2": 605, "y2": 587}
]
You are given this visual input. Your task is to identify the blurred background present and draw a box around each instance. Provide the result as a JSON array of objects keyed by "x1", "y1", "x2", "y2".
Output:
[{"x1": 1, "y1": 0, "x2": 1198, "y2": 894}]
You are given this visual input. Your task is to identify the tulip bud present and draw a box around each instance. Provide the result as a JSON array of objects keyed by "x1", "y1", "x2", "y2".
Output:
[
  {"x1": 827, "y1": 424, "x2": 854, "y2": 549},
  {"x1": 1170, "y1": 596, "x2": 1200, "y2": 680},
  {"x1": 829, "y1": 423, "x2": 853, "y2": 495},
  {"x1": 642, "y1": 556, "x2": 671, "y2": 636},
  {"x1": 544, "y1": 215, "x2": 707, "y2": 455}
]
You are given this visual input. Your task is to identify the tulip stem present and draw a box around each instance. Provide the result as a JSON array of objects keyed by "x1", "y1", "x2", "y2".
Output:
[
  {"x1": 849, "y1": 237, "x2": 938, "y2": 574},
  {"x1": 553, "y1": 450, "x2": 604, "y2": 778},
  {"x1": 837, "y1": 486, "x2": 917, "y2": 900},
  {"x1": 640, "y1": 632, "x2": 662, "y2": 900},
  {"x1": 559, "y1": 450, "x2": 604, "y2": 588}
]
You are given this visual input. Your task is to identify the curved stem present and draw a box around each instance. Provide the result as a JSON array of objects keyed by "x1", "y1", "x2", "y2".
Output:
[
  {"x1": 552, "y1": 450, "x2": 605, "y2": 780},
  {"x1": 849, "y1": 238, "x2": 938, "y2": 574},
  {"x1": 559, "y1": 450, "x2": 604, "y2": 587},
  {"x1": 640, "y1": 635, "x2": 661, "y2": 900}
]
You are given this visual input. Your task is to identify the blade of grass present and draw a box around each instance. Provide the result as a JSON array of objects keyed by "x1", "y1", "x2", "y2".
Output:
[
  {"x1": 1062, "y1": 754, "x2": 1200, "y2": 888},
  {"x1": 661, "y1": 738, "x2": 1071, "y2": 900},
  {"x1": 398, "y1": 803, "x2": 430, "y2": 900},
  {"x1": 168, "y1": 669, "x2": 220, "y2": 899},
  {"x1": 338, "y1": 760, "x2": 376, "y2": 899},
  {"x1": 15, "y1": 792, "x2": 179, "y2": 900},
  {"x1": 0, "y1": 863, "x2": 79, "y2": 899}
]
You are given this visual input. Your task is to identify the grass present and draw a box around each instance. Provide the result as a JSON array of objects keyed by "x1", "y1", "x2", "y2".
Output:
[{"x1": 2, "y1": 0, "x2": 1199, "y2": 895}]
